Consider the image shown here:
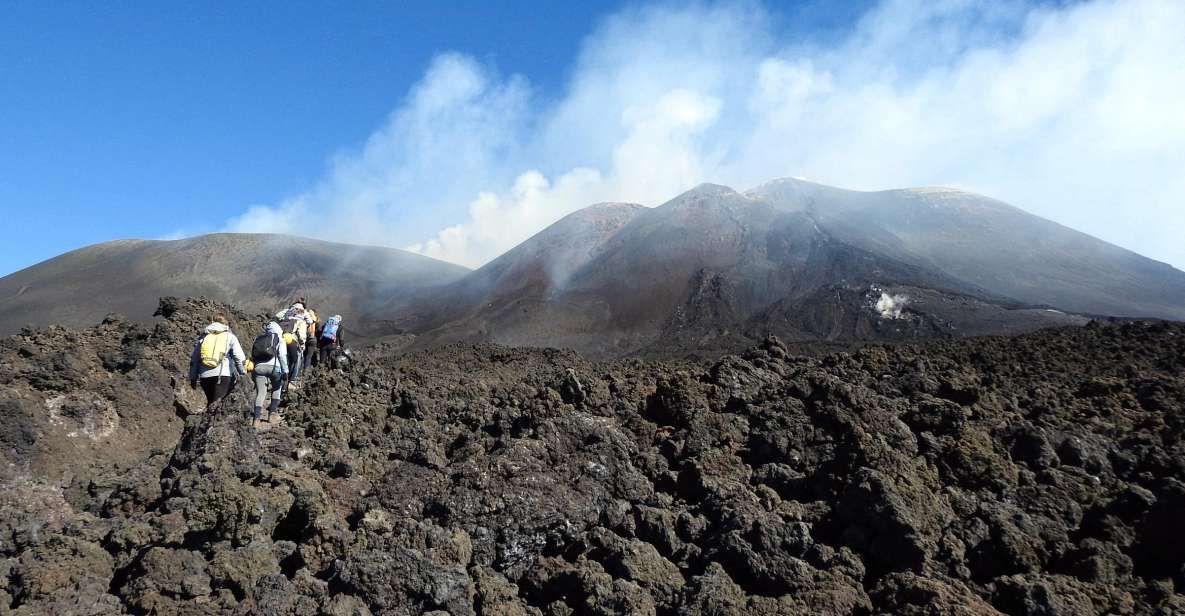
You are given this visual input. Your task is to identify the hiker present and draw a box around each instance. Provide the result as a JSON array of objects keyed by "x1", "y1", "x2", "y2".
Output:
[
  {"x1": 312, "y1": 318, "x2": 324, "y2": 367},
  {"x1": 188, "y1": 315, "x2": 246, "y2": 410},
  {"x1": 303, "y1": 307, "x2": 318, "y2": 371},
  {"x1": 318, "y1": 314, "x2": 345, "y2": 365},
  {"x1": 249, "y1": 321, "x2": 289, "y2": 424},
  {"x1": 275, "y1": 302, "x2": 309, "y2": 383}
]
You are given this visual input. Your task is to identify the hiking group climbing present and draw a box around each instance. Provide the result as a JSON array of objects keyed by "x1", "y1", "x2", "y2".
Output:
[{"x1": 187, "y1": 301, "x2": 348, "y2": 429}]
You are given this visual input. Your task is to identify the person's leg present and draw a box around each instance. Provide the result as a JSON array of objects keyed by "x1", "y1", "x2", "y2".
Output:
[
  {"x1": 319, "y1": 344, "x2": 331, "y2": 365},
  {"x1": 253, "y1": 373, "x2": 269, "y2": 419},
  {"x1": 287, "y1": 344, "x2": 301, "y2": 382},
  {"x1": 268, "y1": 373, "x2": 283, "y2": 420},
  {"x1": 212, "y1": 377, "x2": 233, "y2": 406},
  {"x1": 199, "y1": 377, "x2": 218, "y2": 407}
]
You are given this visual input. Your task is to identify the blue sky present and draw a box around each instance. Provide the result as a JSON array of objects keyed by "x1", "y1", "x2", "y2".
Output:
[
  {"x1": 0, "y1": 1, "x2": 635, "y2": 274},
  {"x1": 0, "y1": 0, "x2": 867, "y2": 274},
  {"x1": 3, "y1": 0, "x2": 1184, "y2": 276},
  {"x1": 0, "y1": 0, "x2": 871, "y2": 276}
]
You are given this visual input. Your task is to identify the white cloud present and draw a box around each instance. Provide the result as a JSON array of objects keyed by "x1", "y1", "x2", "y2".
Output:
[
  {"x1": 407, "y1": 168, "x2": 607, "y2": 266},
  {"x1": 226, "y1": 53, "x2": 529, "y2": 249},
  {"x1": 228, "y1": 0, "x2": 1185, "y2": 271}
]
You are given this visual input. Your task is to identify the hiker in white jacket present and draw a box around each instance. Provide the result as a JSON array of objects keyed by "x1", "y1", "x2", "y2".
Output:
[
  {"x1": 275, "y1": 301, "x2": 309, "y2": 383},
  {"x1": 187, "y1": 315, "x2": 246, "y2": 410},
  {"x1": 249, "y1": 321, "x2": 289, "y2": 425}
]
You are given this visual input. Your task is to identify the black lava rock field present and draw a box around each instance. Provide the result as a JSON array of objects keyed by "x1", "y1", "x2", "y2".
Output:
[{"x1": 1, "y1": 298, "x2": 1183, "y2": 614}]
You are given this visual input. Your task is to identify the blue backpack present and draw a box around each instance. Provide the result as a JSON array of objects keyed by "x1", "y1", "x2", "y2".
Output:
[{"x1": 322, "y1": 316, "x2": 341, "y2": 341}]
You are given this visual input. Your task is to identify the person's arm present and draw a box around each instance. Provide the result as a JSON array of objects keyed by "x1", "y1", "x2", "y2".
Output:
[
  {"x1": 278, "y1": 339, "x2": 289, "y2": 375},
  {"x1": 230, "y1": 335, "x2": 247, "y2": 376},
  {"x1": 188, "y1": 338, "x2": 201, "y2": 385}
]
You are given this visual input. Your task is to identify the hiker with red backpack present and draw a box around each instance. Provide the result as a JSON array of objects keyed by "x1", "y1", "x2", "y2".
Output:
[
  {"x1": 318, "y1": 314, "x2": 345, "y2": 366},
  {"x1": 187, "y1": 314, "x2": 246, "y2": 410},
  {"x1": 249, "y1": 321, "x2": 289, "y2": 426}
]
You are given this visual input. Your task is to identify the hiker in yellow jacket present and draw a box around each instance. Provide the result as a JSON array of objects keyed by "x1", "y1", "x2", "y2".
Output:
[{"x1": 187, "y1": 314, "x2": 246, "y2": 410}]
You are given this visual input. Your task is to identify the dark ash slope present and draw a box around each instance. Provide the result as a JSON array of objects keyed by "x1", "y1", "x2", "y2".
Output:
[
  {"x1": 391, "y1": 180, "x2": 1133, "y2": 357},
  {"x1": 748, "y1": 178, "x2": 1185, "y2": 321},
  {"x1": 0, "y1": 233, "x2": 470, "y2": 337}
]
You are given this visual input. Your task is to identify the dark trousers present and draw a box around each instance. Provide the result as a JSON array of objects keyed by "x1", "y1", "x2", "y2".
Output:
[
  {"x1": 287, "y1": 343, "x2": 303, "y2": 381},
  {"x1": 318, "y1": 343, "x2": 336, "y2": 366},
  {"x1": 304, "y1": 341, "x2": 316, "y2": 369},
  {"x1": 199, "y1": 375, "x2": 236, "y2": 407}
]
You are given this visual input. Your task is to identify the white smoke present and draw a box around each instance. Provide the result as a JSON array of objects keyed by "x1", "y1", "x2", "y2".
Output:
[
  {"x1": 226, "y1": 0, "x2": 1185, "y2": 271},
  {"x1": 876, "y1": 292, "x2": 910, "y2": 320},
  {"x1": 225, "y1": 53, "x2": 530, "y2": 250}
]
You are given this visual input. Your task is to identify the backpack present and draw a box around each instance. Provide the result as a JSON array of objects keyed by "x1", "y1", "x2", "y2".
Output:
[
  {"x1": 321, "y1": 316, "x2": 341, "y2": 341},
  {"x1": 251, "y1": 332, "x2": 279, "y2": 363},
  {"x1": 280, "y1": 318, "x2": 298, "y2": 334},
  {"x1": 199, "y1": 331, "x2": 229, "y2": 369}
]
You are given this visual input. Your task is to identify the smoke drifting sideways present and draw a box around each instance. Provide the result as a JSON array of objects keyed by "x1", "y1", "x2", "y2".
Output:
[{"x1": 225, "y1": 0, "x2": 1185, "y2": 272}]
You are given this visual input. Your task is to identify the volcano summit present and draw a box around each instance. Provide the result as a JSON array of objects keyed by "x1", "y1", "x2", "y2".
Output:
[{"x1": 375, "y1": 178, "x2": 1185, "y2": 356}]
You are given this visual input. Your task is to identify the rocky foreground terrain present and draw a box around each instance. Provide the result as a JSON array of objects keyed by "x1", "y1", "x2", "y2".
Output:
[{"x1": 1, "y1": 298, "x2": 1183, "y2": 614}]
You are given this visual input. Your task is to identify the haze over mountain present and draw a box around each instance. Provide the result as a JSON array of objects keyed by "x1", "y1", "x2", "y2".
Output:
[
  {"x1": 0, "y1": 233, "x2": 469, "y2": 337},
  {"x1": 382, "y1": 177, "x2": 1185, "y2": 356}
]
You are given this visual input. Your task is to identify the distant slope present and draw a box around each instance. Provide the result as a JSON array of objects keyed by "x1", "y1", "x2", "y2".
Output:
[
  {"x1": 385, "y1": 178, "x2": 1184, "y2": 357},
  {"x1": 748, "y1": 178, "x2": 1185, "y2": 320},
  {"x1": 385, "y1": 202, "x2": 647, "y2": 347},
  {"x1": 0, "y1": 233, "x2": 470, "y2": 336}
]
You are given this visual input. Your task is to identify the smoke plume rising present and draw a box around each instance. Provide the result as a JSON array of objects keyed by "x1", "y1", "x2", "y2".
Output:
[
  {"x1": 226, "y1": 0, "x2": 1185, "y2": 271},
  {"x1": 876, "y1": 292, "x2": 910, "y2": 320}
]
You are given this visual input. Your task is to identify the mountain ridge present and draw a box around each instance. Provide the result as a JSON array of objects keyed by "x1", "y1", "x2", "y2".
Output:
[
  {"x1": 4, "y1": 178, "x2": 1184, "y2": 356},
  {"x1": 0, "y1": 232, "x2": 470, "y2": 337}
]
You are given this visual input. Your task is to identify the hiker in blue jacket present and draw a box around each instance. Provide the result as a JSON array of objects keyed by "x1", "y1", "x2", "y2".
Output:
[{"x1": 318, "y1": 315, "x2": 345, "y2": 366}]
